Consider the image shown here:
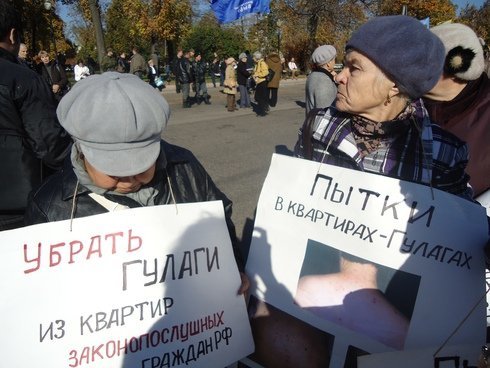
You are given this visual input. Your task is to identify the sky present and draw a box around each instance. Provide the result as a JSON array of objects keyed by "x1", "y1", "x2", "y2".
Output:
[{"x1": 452, "y1": 0, "x2": 485, "y2": 12}]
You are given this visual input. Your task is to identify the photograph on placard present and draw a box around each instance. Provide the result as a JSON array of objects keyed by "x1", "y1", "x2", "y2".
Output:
[{"x1": 295, "y1": 240, "x2": 421, "y2": 349}]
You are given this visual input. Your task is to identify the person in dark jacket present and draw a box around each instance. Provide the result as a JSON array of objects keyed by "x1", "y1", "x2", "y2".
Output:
[
  {"x1": 193, "y1": 52, "x2": 211, "y2": 105},
  {"x1": 178, "y1": 50, "x2": 193, "y2": 108},
  {"x1": 210, "y1": 54, "x2": 220, "y2": 88},
  {"x1": 38, "y1": 50, "x2": 69, "y2": 104},
  {"x1": 172, "y1": 49, "x2": 183, "y2": 93},
  {"x1": 116, "y1": 52, "x2": 129, "y2": 73},
  {"x1": 219, "y1": 57, "x2": 227, "y2": 87},
  {"x1": 237, "y1": 53, "x2": 251, "y2": 108},
  {"x1": 0, "y1": 1, "x2": 71, "y2": 230},
  {"x1": 24, "y1": 72, "x2": 249, "y2": 294}
]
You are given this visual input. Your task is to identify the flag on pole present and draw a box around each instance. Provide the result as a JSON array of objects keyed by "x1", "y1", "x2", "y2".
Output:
[{"x1": 211, "y1": 0, "x2": 271, "y2": 24}]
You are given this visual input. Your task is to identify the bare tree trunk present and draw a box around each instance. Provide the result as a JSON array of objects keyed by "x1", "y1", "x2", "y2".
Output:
[
  {"x1": 307, "y1": 13, "x2": 319, "y2": 58},
  {"x1": 87, "y1": 0, "x2": 105, "y2": 71}
]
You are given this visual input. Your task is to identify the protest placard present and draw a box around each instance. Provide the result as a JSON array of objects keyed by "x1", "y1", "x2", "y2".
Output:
[
  {"x1": 246, "y1": 154, "x2": 488, "y2": 367},
  {"x1": 0, "y1": 201, "x2": 253, "y2": 367},
  {"x1": 358, "y1": 344, "x2": 482, "y2": 368}
]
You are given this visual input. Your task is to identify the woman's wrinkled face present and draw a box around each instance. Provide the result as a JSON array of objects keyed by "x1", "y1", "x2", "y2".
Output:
[
  {"x1": 84, "y1": 159, "x2": 156, "y2": 194},
  {"x1": 334, "y1": 50, "x2": 393, "y2": 120}
]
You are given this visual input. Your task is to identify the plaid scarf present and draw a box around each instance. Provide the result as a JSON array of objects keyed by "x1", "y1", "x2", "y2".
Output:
[
  {"x1": 351, "y1": 104, "x2": 412, "y2": 158},
  {"x1": 294, "y1": 99, "x2": 472, "y2": 199}
]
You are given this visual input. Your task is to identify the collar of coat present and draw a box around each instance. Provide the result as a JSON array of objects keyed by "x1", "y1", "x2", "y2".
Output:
[{"x1": 311, "y1": 67, "x2": 335, "y2": 83}]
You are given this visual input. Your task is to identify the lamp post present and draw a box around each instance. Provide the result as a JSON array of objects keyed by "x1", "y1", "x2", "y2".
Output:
[
  {"x1": 277, "y1": 20, "x2": 283, "y2": 54},
  {"x1": 43, "y1": 0, "x2": 58, "y2": 57}
]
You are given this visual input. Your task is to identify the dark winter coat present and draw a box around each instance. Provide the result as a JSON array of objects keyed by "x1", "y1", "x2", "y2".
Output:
[
  {"x1": 178, "y1": 57, "x2": 192, "y2": 84},
  {"x1": 219, "y1": 60, "x2": 227, "y2": 75},
  {"x1": 117, "y1": 57, "x2": 129, "y2": 73},
  {"x1": 0, "y1": 47, "x2": 71, "y2": 214},
  {"x1": 39, "y1": 59, "x2": 69, "y2": 101},
  {"x1": 211, "y1": 60, "x2": 220, "y2": 75},
  {"x1": 237, "y1": 61, "x2": 250, "y2": 86},
  {"x1": 194, "y1": 61, "x2": 207, "y2": 84}
]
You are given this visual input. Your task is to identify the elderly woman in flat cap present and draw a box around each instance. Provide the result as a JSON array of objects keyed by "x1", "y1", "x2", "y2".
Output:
[
  {"x1": 295, "y1": 15, "x2": 472, "y2": 200},
  {"x1": 24, "y1": 72, "x2": 249, "y2": 294},
  {"x1": 305, "y1": 44, "x2": 338, "y2": 115}
]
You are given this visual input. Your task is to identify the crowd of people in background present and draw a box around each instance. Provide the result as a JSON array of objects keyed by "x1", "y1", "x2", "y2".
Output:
[
  {"x1": 166, "y1": 47, "x2": 304, "y2": 116},
  {"x1": 14, "y1": 36, "x2": 314, "y2": 116}
]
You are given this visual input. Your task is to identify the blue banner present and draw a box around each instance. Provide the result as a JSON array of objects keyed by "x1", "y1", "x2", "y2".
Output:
[
  {"x1": 420, "y1": 17, "x2": 430, "y2": 29},
  {"x1": 211, "y1": 0, "x2": 271, "y2": 24}
]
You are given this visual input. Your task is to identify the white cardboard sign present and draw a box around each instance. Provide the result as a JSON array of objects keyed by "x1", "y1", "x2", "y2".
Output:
[
  {"x1": 246, "y1": 154, "x2": 488, "y2": 367},
  {"x1": 358, "y1": 344, "x2": 482, "y2": 368},
  {"x1": 0, "y1": 201, "x2": 254, "y2": 367}
]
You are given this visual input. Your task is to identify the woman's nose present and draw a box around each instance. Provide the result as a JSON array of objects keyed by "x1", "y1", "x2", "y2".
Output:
[
  {"x1": 117, "y1": 176, "x2": 137, "y2": 183},
  {"x1": 334, "y1": 68, "x2": 347, "y2": 84}
]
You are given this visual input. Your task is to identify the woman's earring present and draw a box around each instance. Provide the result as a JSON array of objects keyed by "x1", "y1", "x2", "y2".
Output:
[{"x1": 384, "y1": 94, "x2": 391, "y2": 106}]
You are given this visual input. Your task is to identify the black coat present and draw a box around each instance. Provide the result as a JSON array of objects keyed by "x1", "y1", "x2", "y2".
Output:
[
  {"x1": 172, "y1": 56, "x2": 181, "y2": 75},
  {"x1": 0, "y1": 47, "x2": 71, "y2": 214},
  {"x1": 194, "y1": 61, "x2": 207, "y2": 84},
  {"x1": 39, "y1": 60, "x2": 69, "y2": 100},
  {"x1": 25, "y1": 141, "x2": 244, "y2": 270},
  {"x1": 219, "y1": 60, "x2": 226, "y2": 74},
  {"x1": 211, "y1": 60, "x2": 220, "y2": 75},
  {"x1": 117, "y1": 57, "x2": 129, "y2": 73},
  {"x1": 178, "y1": 58, "x2": 192, "y2": 84},
  {"x1": 237, "y1": 61, "x2": 250, "y2": 86}
]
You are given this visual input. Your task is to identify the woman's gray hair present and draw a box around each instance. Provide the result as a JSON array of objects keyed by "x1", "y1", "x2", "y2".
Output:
[{"x1": 253, "y1": 51, "x2": 262, "y2": 60}]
